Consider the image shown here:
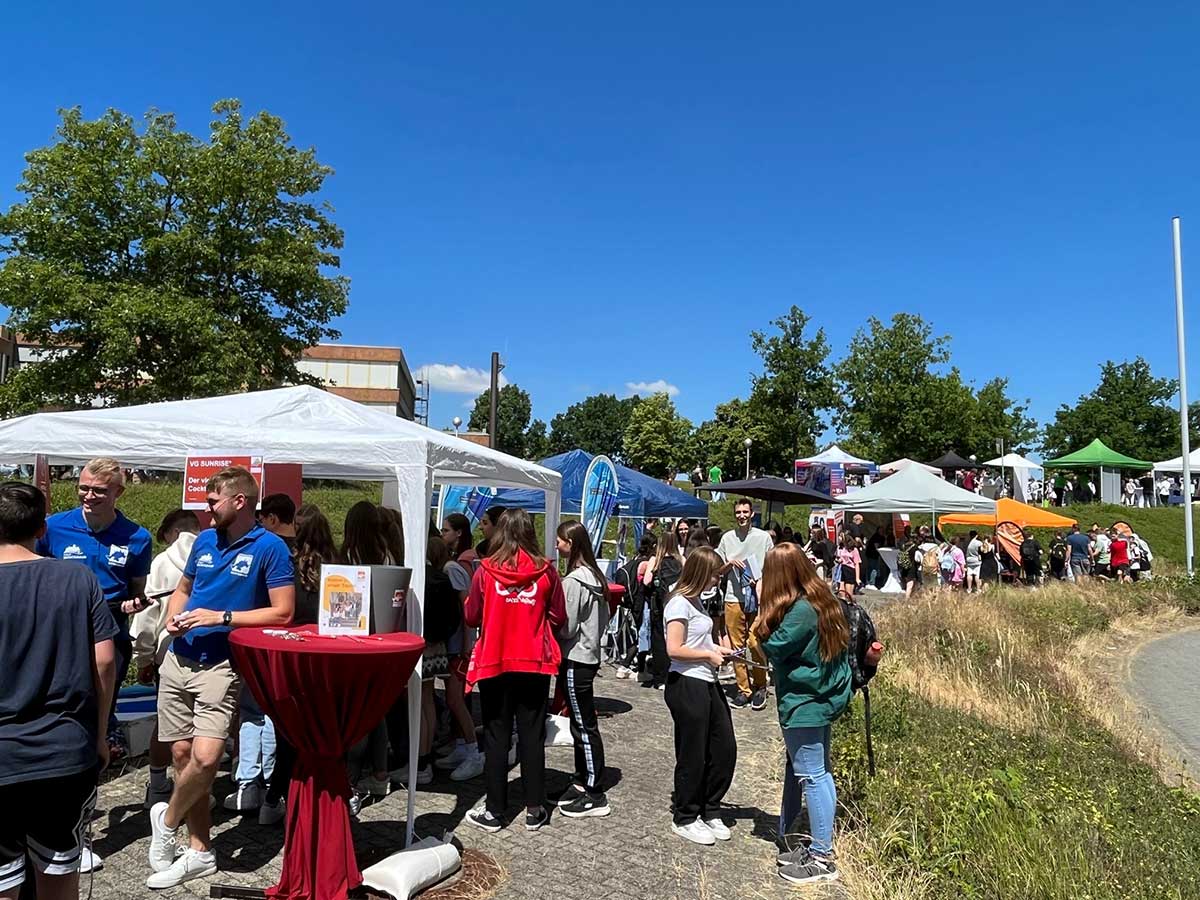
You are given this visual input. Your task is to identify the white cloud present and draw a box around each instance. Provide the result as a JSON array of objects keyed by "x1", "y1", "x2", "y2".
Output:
[
  {"x1": 416, "y1": 363, "x2": 508, "y2": 395},
  {"x1": 624, "y1": 379, "x2": 680, "y2": 398}
]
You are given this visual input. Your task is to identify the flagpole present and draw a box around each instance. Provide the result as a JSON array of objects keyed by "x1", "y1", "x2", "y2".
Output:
[{"x1": 1173, "y1": 217, "x2": 1194, "y2": 576}]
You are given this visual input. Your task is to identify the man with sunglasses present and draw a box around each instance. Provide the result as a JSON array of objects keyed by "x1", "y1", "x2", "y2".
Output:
[
  {"x1": 36, "y1": 457, "x2": 151, "y2": 870},
  {"x1": 147, "y1": 466, "x2": 294, "y2": 890}
]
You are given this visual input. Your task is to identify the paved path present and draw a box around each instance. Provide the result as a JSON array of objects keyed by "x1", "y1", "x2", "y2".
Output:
[
  {"x1": 1130, "y1": 630, "x2": 1200, "y2": 777},
  {"x1": 87, "y1": 670, "x2": 836, "y2": 900}
]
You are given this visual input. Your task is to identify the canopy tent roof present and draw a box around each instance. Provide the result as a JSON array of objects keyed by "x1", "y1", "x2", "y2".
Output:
[
  {"x1": 1043, "y1": 438, "x2": 1152, "y2": 470},
  {"x1": 928, "y1": 450, "x2": 980, "y2": 470},
  {"x1": 879, "y1": 457, "x2": 943, "y2": 477},
  {"x1": 489, "y1": 449, "x2": 708, "y2": 519},
  {"x1": 697, "y1": 476, "x2": 832, "y2": 505},
  {"x1": 833, "y1": 463, "x2": 995, "y2": 514},
  {"x1": 797, "y1": 444, "x2": 876, "y2": 468},
  {"x1": 983, "y1": 453, "x2": 1043, "y2": 470},
  {"x1": 0, "y1": 385, "x2": 562, "y2": 848},
  {"x1": 938, "y1": 497, "x2": 1077, "y2": 530},
  {"x1": 1152, "y1": 448, "x2": 1200, "y2": 473}
]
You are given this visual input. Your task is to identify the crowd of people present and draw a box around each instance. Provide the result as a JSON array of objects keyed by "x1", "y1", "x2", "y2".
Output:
[{"x1": 0, "y1": 465, "x2": 863, "y2": 895}]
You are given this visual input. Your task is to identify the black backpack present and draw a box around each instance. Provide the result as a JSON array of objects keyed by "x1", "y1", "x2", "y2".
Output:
[
  {"x1": 1050, "y1": 540, "x2": 1067, "y2": 563},
  {"x1": 652, "y1": 556, "x2": 683, "y2": 609},
  {"x1": 423, "y1": 565, "x2": 463, "y2": 644},
  {"x1": 1020, "y1": 538, "x2": 1040, "y2": 563},
  {"x1": 614, "y1": 556, "x2": 646, "y2": 627},
  {"x1": 840, "y1": 597, "x2": 880, "y2": 776}
]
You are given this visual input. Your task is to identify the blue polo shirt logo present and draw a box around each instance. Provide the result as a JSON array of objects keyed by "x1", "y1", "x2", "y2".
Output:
[
  {"x1": 64, "y1": 544, "x2": 85, "y2": 560},
  {"x1": 108, "y1": 545, "x2": 130, "y2": 567},
  {"x1": 196, "y1": 552, "x2": 215, "y2": 568},
  {"x1": 231, "y1": 553, "x2": 254, "y2": 577}
]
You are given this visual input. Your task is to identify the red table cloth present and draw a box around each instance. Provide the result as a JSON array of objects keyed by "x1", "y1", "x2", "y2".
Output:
[{"x1": 229, "y1": 625, "x2": 424, "y2": 900}]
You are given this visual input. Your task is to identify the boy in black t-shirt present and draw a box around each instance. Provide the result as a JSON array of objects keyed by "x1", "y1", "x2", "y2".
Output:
[{"x1": 0, "y1": 482, "x2": 117, "y2": 899}]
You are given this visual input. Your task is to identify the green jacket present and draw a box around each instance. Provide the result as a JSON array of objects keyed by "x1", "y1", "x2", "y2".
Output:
[{"x1": 761, "y1": 597, "x2": 852, "y2": 729}]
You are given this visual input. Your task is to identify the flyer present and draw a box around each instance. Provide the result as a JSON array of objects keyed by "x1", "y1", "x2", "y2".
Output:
[
  {"x1": 318, "y1": 564, "x2": 371, "y2": 636},
  {"x1": 182, "y1": 451, "x2": 265, "y2": 510}
]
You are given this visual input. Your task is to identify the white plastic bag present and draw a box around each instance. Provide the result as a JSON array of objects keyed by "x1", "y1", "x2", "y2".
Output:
[
  {"x1": 360, "y1": 835, "x2": 461, "y2": 900},
  {"x1": 544, "y1": 713, "x2": 575, "y2": 747}
]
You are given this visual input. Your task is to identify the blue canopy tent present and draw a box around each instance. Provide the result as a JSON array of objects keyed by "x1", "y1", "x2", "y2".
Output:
[{"x1": 490, "y1": 449, "x2": 708, "y2": 520}]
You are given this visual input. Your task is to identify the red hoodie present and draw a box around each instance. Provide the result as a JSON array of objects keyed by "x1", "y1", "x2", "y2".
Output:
[{"x1": 464, "y1": 549, "x2": 566, "y2": 685}]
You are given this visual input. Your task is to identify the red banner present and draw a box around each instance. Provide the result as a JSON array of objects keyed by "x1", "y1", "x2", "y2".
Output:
[{"x1": 183, "y1": 452, "x2": 264, "y2": 509}]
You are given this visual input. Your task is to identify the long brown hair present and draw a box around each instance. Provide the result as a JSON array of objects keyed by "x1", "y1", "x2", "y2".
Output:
[
  {"x1": 755, "y1": 542, "x2": 849, "y2": 662},
  {"x1": 296, "y1": 508, "x2": 337, "y2": 593},
  {"x1": 557, "y1": 520, "x2": 612, "y2": 608},
  {"x1": 341, "y1": 501, "x2": 389, "y2": 566},
  {"x1": 443, "y1": 512, "x2": 474, "y2": 558},
  {"x1": 487, "y1": 508, "x2": 545, "y2": 568},
  {"x1": 653, "y1": 527, "x2": 684, "y2": 569},
  {"x1": 673, "y1": 547, "x2": 723, "y2": 601}
]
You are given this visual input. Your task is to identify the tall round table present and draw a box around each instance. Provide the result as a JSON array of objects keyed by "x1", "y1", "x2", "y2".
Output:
[{"x1": 229, "y1": 625, "x2": 425, "y2": 900}]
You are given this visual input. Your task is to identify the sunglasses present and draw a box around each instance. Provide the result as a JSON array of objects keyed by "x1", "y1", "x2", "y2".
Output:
[{"x1": 77, "y1": 484, "x2": 111, "y2": 498}]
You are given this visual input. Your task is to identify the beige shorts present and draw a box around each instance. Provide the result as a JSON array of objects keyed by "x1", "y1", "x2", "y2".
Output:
[{"x1": 157, "y1": 651, "x2": 241, "y2": 742}]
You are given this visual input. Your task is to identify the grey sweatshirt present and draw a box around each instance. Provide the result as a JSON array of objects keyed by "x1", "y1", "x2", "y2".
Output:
[{"x1": 560, "y1": 566, "x2": 609, "y2": 665}]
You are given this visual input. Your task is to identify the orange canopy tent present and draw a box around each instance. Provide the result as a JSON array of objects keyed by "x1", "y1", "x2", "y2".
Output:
[{"x1": 938, "y1": 497, "x2": 1077, "y2": 530}]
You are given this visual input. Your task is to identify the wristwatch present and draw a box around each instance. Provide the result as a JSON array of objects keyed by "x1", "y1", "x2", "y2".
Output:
[{"x1": 222, "y1": 610, "x2": 233, "y2": 627}]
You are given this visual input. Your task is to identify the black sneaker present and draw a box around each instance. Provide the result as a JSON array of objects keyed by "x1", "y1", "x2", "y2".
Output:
[
  {"x1": 730, "y1": 692, "x2": 751, "y2": 710},
  {"x1": 559, "y1": 793, "x2": 611, "y2": 818},
  {"x1": 777, "y1": 844, "x2": 814, "y2": 866},
  {"x1": 466, "y1": 807, "x2": 504, "y2": 833},
  {"x1": 556, "y1": 783, "x2": 586, "y2": 807},
  {"x1": 750, "y1": 688, "x2": 768, "y2": 711},
  {"x1": 525, "y1": 807, "x2": 551, "y2": 831},
  {"x1": 779, "y1": 854, "x2": 839, "y2": 885}
]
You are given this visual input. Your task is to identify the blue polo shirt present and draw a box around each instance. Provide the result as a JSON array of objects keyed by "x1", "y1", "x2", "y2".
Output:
[
  {"x1": 37, "y1": 508, "x2": 153, "y2": 631},
  {"x1": 172, "y1": 524, "x2": 293, "y2": 664}
]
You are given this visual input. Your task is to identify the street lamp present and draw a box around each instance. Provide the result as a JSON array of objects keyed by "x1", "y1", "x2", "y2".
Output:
[
  {"x1": 452, "y1": 416, "x2": 462, "y2": 437},
  {"x1": 744, "y1": 437, "x2": 753, "y2": 479}
]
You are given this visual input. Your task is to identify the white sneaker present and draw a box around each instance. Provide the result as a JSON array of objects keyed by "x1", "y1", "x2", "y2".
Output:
[
  {"x1": 449, "y1": 748, "x2": 485, "y2": 782},
  {"x1": 147, "y1": 802, "x2": 179, "y2": 873},
  {"x1": 222, "y1": 782, "x2": 263, "y2": 812},
  {"x1": 615, "y1": 666, "x2": 632, "y2": 680},
  {"x1": 356, "y1": 774, "x2": 392, "y2": 797},
  {"x1": 258, "y1": 796, "x2": 286, "y2": 826},
  {"x1": 704, "y1": 818, "x2": 732, "y2": 840},
  {"x1": 433, "y1": 744, "x2": 469, "y2": 769},
  {"x1": 672, "y1": 820, "x2": 716, "y2": 846},
  {"x1": 146, "y1": 848, "x2": 217, "y2": 889},
  {"x1": 388, "y1": 764, "x2": 432, "y2": 787},
  {"x1": 79, "y1": 844, "x2": 103, "y2": 873}
]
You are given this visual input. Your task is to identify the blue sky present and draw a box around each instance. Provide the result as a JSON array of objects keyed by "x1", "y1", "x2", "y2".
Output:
[{"x1": 4, "y1": 2, "x2": 1200, "y2": 441}]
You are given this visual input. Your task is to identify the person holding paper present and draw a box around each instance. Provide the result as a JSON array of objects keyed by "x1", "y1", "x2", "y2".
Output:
[{"x1": 716, "y1": 499, "x2": 773, "y2": 711}]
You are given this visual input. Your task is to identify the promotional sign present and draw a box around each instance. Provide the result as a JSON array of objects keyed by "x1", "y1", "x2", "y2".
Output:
[
  {"x1": 581, "y1": 455, "x2": 619, "y2": 555},
  {"x1": 182, "y1": 451, "x2": 265, "y2": 510},
  {"x1": 794, "y1": 461, "x2": 832, "y2": 496},
  {"x1": 436, "y1": 484, "x2": 496, "y2": 528},
  {"x1": 318, "y1": 563, "x2": 371, "y2": 636}
]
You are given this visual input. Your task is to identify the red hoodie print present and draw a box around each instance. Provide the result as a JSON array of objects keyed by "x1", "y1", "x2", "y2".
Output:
[{"x1": 464, "y1": 549, "x2": 567, "y2": 686}]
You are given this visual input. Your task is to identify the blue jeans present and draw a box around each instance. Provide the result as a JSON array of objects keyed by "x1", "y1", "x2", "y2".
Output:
[
  {"x1": 236, "y1": 690, "x2": 276, "y2": 786},
  {"x1": 779, "y1": 725, "x2": 836, "y2": 856}
]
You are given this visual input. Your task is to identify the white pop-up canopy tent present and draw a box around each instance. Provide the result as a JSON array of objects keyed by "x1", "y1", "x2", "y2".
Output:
[
  {"x1": 1153, "y1": 449, "x2": 1200, "y2": 473},
  {"x1": 0, "y1": 385, "x2": 562, "y2": 844},
  {"x1": 834, "y1": 463, "x2": 996, "y2": 515},
  {"x1": 798, "y1": 444, "x2": 877, "y2": 467},
  {"x1": 878, "y1": 457, "x2": 943, "y2": 477},
  {"x1": 983, "y1": 453, "x2": 1042, "y2": 470}
]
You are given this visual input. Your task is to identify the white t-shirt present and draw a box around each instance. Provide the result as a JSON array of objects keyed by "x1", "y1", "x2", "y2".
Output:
[
  {"x1": 716, "y1": 527, "x2": 773, "y2": 605},
  {"x1": 663, "y1": 594, "x2": 717, "y2": 682},
  {"x1": 966, "y1": 538, "x2": 982, "y2": 566}
]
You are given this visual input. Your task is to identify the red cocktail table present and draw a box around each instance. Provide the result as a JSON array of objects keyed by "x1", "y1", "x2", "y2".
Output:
[{"x1": 228, "y1": 625, "x2": 424, "y2": 900}]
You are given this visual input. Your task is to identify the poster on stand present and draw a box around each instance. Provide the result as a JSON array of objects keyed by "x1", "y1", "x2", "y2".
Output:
[
  {"x1": 183, "y1": 451, "x2": 265, "y2": 510},
  {"x1": 318, "y1": 564, "x2": 371, "y2": 636}
]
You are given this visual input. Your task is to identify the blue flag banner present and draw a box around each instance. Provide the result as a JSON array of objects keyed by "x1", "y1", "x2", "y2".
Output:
[{"x1": 581, "y1": 455, "x2": 620, "y2": 556}]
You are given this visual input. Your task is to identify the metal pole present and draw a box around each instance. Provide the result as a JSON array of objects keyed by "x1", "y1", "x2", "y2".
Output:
[
  {"x1": 488, "y1": 351, "x2": 501, "y2": 450},
  {"x1": 1173, "y1": 217, "x2": 1194, "y2": 576}
]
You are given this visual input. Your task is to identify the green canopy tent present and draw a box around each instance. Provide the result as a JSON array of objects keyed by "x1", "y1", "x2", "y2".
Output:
[{"x1": 1043, "y1": 438, "x2": 1152, "y2": 504}]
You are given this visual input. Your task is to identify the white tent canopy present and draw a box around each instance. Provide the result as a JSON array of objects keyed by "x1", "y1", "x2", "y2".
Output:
[
  {"x1": 983, "y1": 453, "x2": 1043, "y2": 470},
  {"x1": 834, "y1": 463, "x2": 995, "y2": 514},
  {"x1": 1153, "y1": 449, "x2": 1200, "y2": 473},
  {"x1": 0, "y1": 385, "x2": 562, "y2": 844},
  {"x1": 879, "y1": 457, "x2": 943, "y2": 477},
  {"x1": 798, "y1": 444, "x2": 876, "y2": 467}
]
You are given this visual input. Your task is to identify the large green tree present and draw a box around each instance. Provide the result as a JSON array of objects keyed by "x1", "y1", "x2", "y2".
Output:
[
  {"x1": 749, "y1": 306, "x2": 838, "y2": 470},
  {"x1": 0, "y1": 100, "x2": 348, "y2": 414},
  {"x1": 468, "y1": 383, "x2": 535, "y2": 457},
  {"x1": 962, "y1": 377, "x2": 1040, "y2": 459},
  {"x1": 622, "y1": 392, "x2": 692, "y2": 479},
  {"x1": 547, "y1": 393, "x2": 640, "y2": 459},
  {"x1": 1042, "y1": 358, "x2": 1181, "y2": 461},
  {"x1": 692, "y1": 397, "x2": 774, "y2": 479}
]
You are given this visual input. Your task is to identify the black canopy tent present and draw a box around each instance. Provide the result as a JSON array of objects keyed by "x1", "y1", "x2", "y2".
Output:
[
  {"x1": 927, "y1": 450, "x2": 980, "y2": 471},
  {"x1": 697, "y1": 476, "x2": 833, "y2": 505}
]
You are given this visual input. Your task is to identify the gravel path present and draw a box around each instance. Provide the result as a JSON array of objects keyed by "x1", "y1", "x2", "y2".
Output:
[{"x1": 1129, "y1": 630, "x2": 1200, "y2": 776}]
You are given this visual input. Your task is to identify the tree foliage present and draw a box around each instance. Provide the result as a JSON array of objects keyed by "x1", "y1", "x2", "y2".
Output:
[
  {"x1": 621, "y1": 392, "x2": 692, "y2": 479},
  {"x1": 548, "y1": 393, "x2": 640, "y2": 459},
  {"x1": 468, "y1": 383, "x2": 534, "y2": 458},
  {"x1": 749, "y1": 306, "x2": 838, "y2": 470},
  {"x1": 0, "y1": 101, "x2": 348, "y2": 414},
  {"x1": 692, "y1": 398, "x2": 774, "y2": 479},
  {"x1": 1042, "y1": 358, "x2": 1181, "y2": 461},
  {"x1": 524, "y1": 418, "x2": 551, "y2": 461}
]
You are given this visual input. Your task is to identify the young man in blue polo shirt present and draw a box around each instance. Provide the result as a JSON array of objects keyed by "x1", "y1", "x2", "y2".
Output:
[
  {"x1": 147, "y1": 467, "x2": 294, "y2": 890},
  {"x1": 37, "y1": 456, "x2": 151, "y2": 875}
]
